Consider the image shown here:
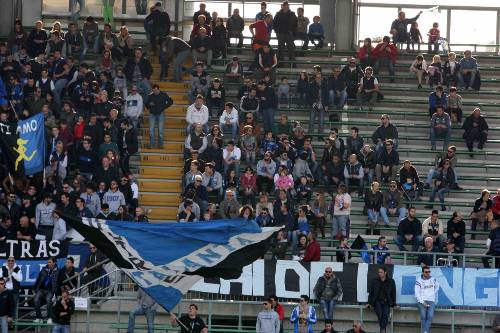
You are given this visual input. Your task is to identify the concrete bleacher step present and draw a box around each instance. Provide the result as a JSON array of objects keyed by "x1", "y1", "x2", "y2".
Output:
[
  {"x1": 139, "y1": 143, "x2": 184, "y2": 153},
  {"x1": 138, "y1": 179, "x2": 182, "y2": 193}
]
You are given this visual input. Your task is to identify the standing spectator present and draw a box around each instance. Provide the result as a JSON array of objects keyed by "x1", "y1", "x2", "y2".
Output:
[
  {"x1": 225, "y1": 56, "x2": 243, "y2": 83},
  {"x1": 83, "y1": 16, "x2": 99, "y2": 55},
  {"x1": 36, "y1": 193, "x2": 56, "y2": 239},
  {"x1": 52, "y1": 290, "x2": 75, "y2": 333},
  {"x1": 462, "y1": 108, "x2": 488, "y2": 156},
  {"x1": 364, "y1": 181, "x2": 383, "y2": 231},
  {"x1": 0, "y1": 277, "x2": 12, "y2": 331},
  {"x1": 219, "y1": 190, "x2": 241, "y2": 219},
  {"x1": 34, "y1": 257, "x2": 59, "y2": 324},
  {"x1": 483, "y1": 220, "x2": 500, "y2": 269},
  {"x1": 206, "y1": 78, "x2": 226, "y2": 117},
  {"x1": 256, "y1": 298, "x2": 280, "y2": 333},
  {"x1": 191, "y1": 28, "x2": 212, "y2": 68},
  {"x1": 193, "y1": 3, "x2": 212, "y2": 25},
  {"x1": 446, "y1": 212, "x2": 466, "y2": 253},
  {"x1": 257, "y1": 79, "x2": 278, "y2": 133},
  {"x1": 313, "y1": 267, "x2": 343, "y2": 321},
  {"x1": 344, "y1": 154, "x2": 364, "y2": 197},
  {"x1": 189, "y1": 62, "x2": 211, "y2": 104},
  {"x1": 170, "y1": 303, "x2": 207, "y2": 333},
  {"x1": 430, "y1": 106, "x2": 451, "y2": 151},
  {"x1": 145, "y1": 2, "x2": 170, "y2": 53},
  {"x1": 190, "y1": 15, "x2": 212, "y2": 41},
  {"x1": 375, "y1": 139, "x2": 399, "y2": 183},
  {"x1": 27, "y1": 21, "x2": 48, "y2": 57},
  {"x1": 146, "y1": 84, "x2": 173, "y2": 148},
  {"x1": 127, "y1": 288, "x2": 157, "y2": 333},
  {"x1": 58, "y1": 257, "x2": 77, "y2": 293},
  {"x1": 227, "y1": 9, "x2": 244, "y2": 48},
  {"x1": 303, "y1": 233, "x2": 321, "y2": 262},
  {"x1": 307, "y1": 72, "x2": 329, "y2": 134},
  {"x1": 471, "y1": 189, "x2": 492, "y2": 234},
  {"x1": 274, "y1": 1, "x2": 297, "y2": 63},
  {"x1": 1, "y1": 257, "x2": 21, "y2": 318},
  {"x1": 373, "y1": 36, "x2": 397, "y2": 83},
  {"x1": 395, "y1": 207, "x2": 422, "y2": 252},
  {"x1": 211, "y1": 17, "x2": 227, "y2": 60},
  {"x1": 308, "y1": 16, "x2": 324, "y2": 49},
  {"x1": 390, "y1": 10, "x2": 422, "y2": 47},
  {"x1": 159, "y1": 36, "x2": 191, "y2": 82},
  {"x1": 331, "y1": 184, "x2": 351, "y2": 239},
  {"x1": 118, "y1": 119, "x2": 138, "y2": 176},
  {"x1": 443, "y1": 52, "x2": 460, "y2": 87},
  {"x1": 415, "y1": 266, "x2": 439, "y2": 333},
  {"x1": 290, "y1": 295, "x2": 316, "y2": 333},
  {"x1": 457, "y1": 50, "x2": 478, "y2": 90},
  {"x1": 447, "y1": 87, "x2": 463, "y2": 123},
  {"x1": 124, "y1": 48, "x2": 153, "y2": 102},
  {"x1": 357, "y1": 66, "x2": 379, "y2": 111},
  {"x1": 426, "y1": 159, "x2": 456, "y2": 211},
  {"x1": 250, "y1": 13, "x2": 273, "y2": 54},
  {"x1": 295, "y1": 8, "x2": 310, "y2": 51},
  {"x1": 186, "y1": 95, "x2": 209, "y2": 134},
  {"x1": 408, "y1": 22, "x2": 423, "y2": 51},
  {"x1": 427, "y1": 22, "x2": 440, "y2": 54},
  {"x1": 269, "y1": 296, "x2": 285, "y2": 333},
  {"x1": 341, "y1": 58, "x2": 364, "y2": 99},
  {"x1": 124, "y1": 86, "x2": 143, "y2": 129},
  {"x1": 422, "y1": 210, "x2": 445, "y2": 249},
  {"x1": 367, "y1": 266, "x2": 397, "y2": 333}
]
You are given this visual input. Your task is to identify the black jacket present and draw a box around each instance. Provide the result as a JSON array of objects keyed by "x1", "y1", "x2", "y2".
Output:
[
  {"x1": 146, "y1": 92, "x2": 173, "y2": 115},
  {"x1": 372, "y1": 124, "x2": 398, "y2": 144},
  {"x1": 397, "y1": 218, "x2": 422, "y2": 237},
  {"x1": 358, "y1": 150, "x2": 377, "y2": 169},
  {"x1": 257, "y1": 87, "x2": 278, "y2": 109},
  {"x1": 124, "y1": 57, "x2": 153, "y2": 81},
  {"x1": 368, "y1": 277, "x2": 396, "y2": 307},
  {"x1": 227, "y1": 15, "x2": 245, "y2": 32},
  {"x1": 273, "y1": 10, "x2": 298, "y2": 34},
  {"x1": 58, "y1": 267, "x2": 78, "y2": 292},
  {"x1": 0, "y1": 289, "x2": 12, "y2": 317},
  {"x1": 462, "y1": 115, "x2": 488, "y2": 136},
  {"x1": 399, "y1": 165, "x2": 420, "y2": 185},
  {"x1": 34, "y1": 265, "x2": 59, "y2": 293},
  {"x1": 447, "y1": 218, "x2": 466, "y2": 239},
  {"x1": 53, "y1": 298, "x2": 75, "y2": 325},
  {"x1": 118, "y1": 126, "x2": 139, "y2": 155},
  {"x1": 76, "y1": 147, "x2": 98, "y2": 174},
  {"x1": 306, "y1": 79, "x2": 330, "y2": 107}
]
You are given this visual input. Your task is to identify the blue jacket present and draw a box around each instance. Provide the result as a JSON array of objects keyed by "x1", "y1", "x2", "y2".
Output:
[
  {"x1": 428, "y1": 92, "x2": 448, "y2": 109},
  {"x1": 290, "y1": 305, "x2": 317, "y2": 333},
  {"x1": 308, "y1": 23, "x2": 324, "y2": 36}
]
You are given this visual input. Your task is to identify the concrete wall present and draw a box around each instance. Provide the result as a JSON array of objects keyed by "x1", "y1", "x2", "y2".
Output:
[{"x1": 0, "y1": 0, "x2": 24, "y2": 37}]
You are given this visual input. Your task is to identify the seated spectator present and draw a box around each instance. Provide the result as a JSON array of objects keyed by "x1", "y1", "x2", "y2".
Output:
[
  {"x1": 462, "y1": 107, "x2": 488, "y2": 156},
  {"x1": 27, "y1": 20, "x2": 48, "y2": 57},
  {"x1": 430, "y1": 105, "x2": 451, "y2": 151},
  {"x1": 293, "y1": 151, "x2": 313, "y2": 183},
  {"x1": 446, "y1": 211, "x2": 466, "y2": 253},
  {"x1": 346, "y1": 127, "x2": 363, "y2": 157},
  {"x1": 427, "y1": 55, "x2": 444, "y2": 89},
  {"x1": 409, "y1": 54, "x2": 428, "y2": 88},
  {"x1": 346, "y1": 321, "x2": 366, "y2": 333},
  {"x1": 428, "y1": 85, "x2": 447, "y2": 117},
  {"x1": 341, "y1": 58, "x2": 364, "y2": 99},
  {"x1": 330, "y1": 184, "x2": 351, "y2": 239},
  {"x1": 357, "y1": 66, "x2": 379, "y2": 111},
  {"x1": 371, "y1": 236, "x2": 392, "y2": 264},
  {"x1": 206, "y1": 125, "x2": 224, "y2": 149},
  {"x1": 75, "y1": 198, "x2": 94, "y2": 218},
  {"x1": 186, "y1": 95, "x2": 209, "y2": 134},
  {"x1": 114, "y1": 205, "x2": 132, "y2": 221},
  {"x1": 295, "y1": 176, "x2": 312, "y2": 205},
  {"x1": 344, "y1": 154, "x2": 364, "y2": 197},
  {"x1": 116, "y1": 25, "x2": 134, "y2": 60},
  {"x1": 184, "y1": 160, "x2": 202, "y2": 188},
  {"x1": 447, "y1": 87, "x2": 463, "y2": 124},
  {"x1": 324, "y1": 155, "x2": 344, "y2": 195},
  {"x1": 256, "y1": 151, "x2": 277, "y2": 194},
  {"x1": 395, "y1": 207, "x2": 422, "y2": 252},
  {"x1": 327, "y1": 66, "x2": 347, "y2": 110},
  {"x1": 437, "y1": 238, "x2": 460, "y2": 267},
  {"x1": 443, "y1": 52, "x2": 460, "y2": 87},
  {"x1": 178, "y1": 199, "x2": 196, "y2": 222},
  {"x1": 222, "y1": 140, "x2": 241, "y2": 180},
  {"x1": 239, "y1": 86, "x2": 260, "y2": 118},
  {"x1": 227, "y1": 9, "x2": 244, "y2": 48},
  {"x1": 201, "y1": 162, "x2": 223, "y2": 199},
  {"x1": 224, "y1": 56, "x2": 243, "y2": 83},
  {"x1": 270, "y1": 230, "x2": 288, "y2": 259},
  {"x1": 206, "y1": 78, "x2": 225, "y2": 117},
  {"x1": 65, "y1": 22, "x2": 84, "y2": 60},
  {"x1": 424, "y1": 145, "x2": 459, "y2": 189},
  {"x1": 219, "y1": 190, "x2": 241, "y2": 219},
  {"x1": 417, "y1": 236, "x2": 438, "y2": 266},
  {"x1": 422, "y1": 210, "x2": 445, "y2": 249},
  {"x1": 457, "y1": 50, "x2": 478, "y2": 90},
  {"x1": 17, "y1": 215, "x2": 37, "y2": 241},
  {"x1": 274, "y1": 167, "x2": 294, "y2": 194},
  {"x1": 364, "y1": 181, "x2": 383, "y2": 232},
  {"x1": 357, "y1": 38, "x2": 374, "y2": 69},
  {"x1": 191, "y1": 28, "x2": 212, "y2": 68},
  {"x1": 189, "y1": 63, "x2": 211, "y2": 104},
  {"x1": 256, "y1": 44, "x2": 278, "y2": 82},
  {"x1": 390, "y1": 10, "x2": 421, "y2": 47},
  {"x1": 471, "y1": 189, "x2": 492, "y2": 235},
  {"x1": 320, "y1": 133, "x2": 343, "y2": 170},
  {"x1": 372, "y1": 114, "x2": 398, "y2": 157},
  {"x1": 358, "y1": 144, "x2": 376, "y2": 187},
  {"x1": 182, "y1": 174, "x2": 208, "y2": 214},
  {"x1": 240, "y1": 125, "x2": 258, "y2": 167},
  {"x1": 103, "y1": 180, "x2": 126, "y2": 214},
  {"x1": 240, "y1": 167, "x2": 257, "y2": 206},
  {"x1": 190, "y1": 14, "x2": 212, "y2": 41},
  {"x1": 425, "y1": 159, "x2": 456, "y2": 211},
  {"x1": 185, "y1": 123, "x2": 208, "y2": 157},
  {"x1": 399, "y1": 160, "x2": 422, "y2": 201},
  {"x1": 256, "y1": 207, "x2": 274, "y2": 227},
  {"x1": 482, "y1": 220, "x2": 500, "y2": 268},
  {"x1": 294, "y1": 234, "x2": 308, "y2": 260},
  {"x1": 491, "y1": 189, "x2": 500, "y2": 220},
  {"x1": 303, "y1": 232, "x2": 320, "y2": 262},
  {"x1": 225, "y1": 166, "x2": 239, "y2": 192},
  {"x1": 202, "y1": 137, "x2": 223, "y2": 172},
  {"x1": 308, "y1": 16, "x2": 324, "y2": 49},
  {"x1": 373, "y1": 36, "x2": 397, "y2": 82},
  {"x1": 218, "y1": 102, "x2": 239, "y2": 141},
  {"x1": 178, "y1": 199, "x2": 200, "y2": 222},
  {"x1": 375, "y1": 139, "x2": 399, "y2": 183}
]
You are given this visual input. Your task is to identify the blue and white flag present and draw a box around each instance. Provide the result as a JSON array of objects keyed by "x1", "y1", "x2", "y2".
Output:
[{"x1": 59, "y1": 213, "x2": 280, "y2": 311}]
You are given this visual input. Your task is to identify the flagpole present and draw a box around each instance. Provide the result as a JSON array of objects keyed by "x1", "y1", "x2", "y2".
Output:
[{"x1": 167, "y1": 310, "x2": 192, "y2": 333}]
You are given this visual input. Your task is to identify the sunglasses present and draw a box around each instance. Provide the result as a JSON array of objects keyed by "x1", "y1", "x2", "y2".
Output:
[
  {"x1": 7, "y1": 260, "x2": 14, "y2": 262},
  {"x1": 424, "y1": 271, "x2": 431, "y2": 273}
]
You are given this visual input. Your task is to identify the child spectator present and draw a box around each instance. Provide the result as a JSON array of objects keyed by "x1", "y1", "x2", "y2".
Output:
[
  {"x1": 408, "y1": 21, "x2": 422, "y2": 51},
  {"x1": 427, "y1": 54, "x2": 443, "y2": 88},
  {"x1": 206, "y1": 78, "x2": 225, "y2": 117},
  {"x1": 308, "y1": 16, "x2": 324, "y2": 49},
  {"x1": 260, "y1": 130, "x2": 278, "y2": 157},
  {"x1": 443, "y1": 52, "x2": 460, "y2": 87},
  {"x1": 278, "y1": 77, "x2": 290, "y2": 106},
  {"x1": 240, "y1": 125, "x2": 258, "y2": 167},
  {"x1": 296, "y1": 71, "x2": 309, "y2": 106},
  {"x1": 296, "y1": 176, "x2": 312, "y2": 204},
  {"x1": 447, "y1": 87, "x2": 463, "y2": 123},
  {"x1": 427, "y1": 22, "x2": 440, "y2": 54},
  {"x1": 113, "y1": 66, "x2": 127, "y2": 97},
  {"x1": 409, "y1": 54, "x2": 427, "y2": 89}
]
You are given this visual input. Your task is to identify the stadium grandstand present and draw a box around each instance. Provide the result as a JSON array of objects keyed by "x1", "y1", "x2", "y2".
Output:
[{"x1": 0, "y1": 0, "x2": 497, "y2": 332}]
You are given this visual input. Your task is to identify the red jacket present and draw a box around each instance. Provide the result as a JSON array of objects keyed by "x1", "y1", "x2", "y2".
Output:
[
  {"x1": 357, "y1": 46, "x2": 373, "y2": 60},
  {"x1": 492, "y1": 195, "x2": 500, "y2": 216},
  {"x1": 249, "y1": 20, "x2": 270, "y2": 50},
  {"x1": 373, "y1": 42, "x2": 397, "y2": 64},
  {"x1": 274, "y1": 303, "x2": 285, "y2": 321},
  {"x1": 73, "y1": 122, "x2": 85, "y2": 140},
  {"x1": 303, "y1": 240, "x2": 321, "y2": 262},
  {"x1": 240, "y1": 174, "x2": 256, "y2": 191}
]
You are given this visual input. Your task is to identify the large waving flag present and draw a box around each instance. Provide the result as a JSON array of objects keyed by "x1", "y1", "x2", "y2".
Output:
[
  {"x1": 59, "y1": 213, "x2": 280, "y2": 311},
  {"x1": 0, "y1": 113, "x2": 45, "y2": 176}
]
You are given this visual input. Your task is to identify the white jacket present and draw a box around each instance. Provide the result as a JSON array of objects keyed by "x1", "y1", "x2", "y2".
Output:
[
  {"x1": 219, "y1": 107, "x2": 239, "y2": 125},
  {"x1": 186, "y1": 103, "x2": 209, "y2": 125},
  {"x1": 414, "y1": 275, "x2": 439, "y2": 304},
  {"x1": 125, "y1": 93, "x2": 144, "y2": 119},
  {"x1": 1, "y1": 264, "x2": 23, "y2": 290}
]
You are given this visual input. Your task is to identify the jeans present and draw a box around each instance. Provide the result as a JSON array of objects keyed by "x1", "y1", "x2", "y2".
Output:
[
  {"x1": 430, "y1": 127, "x2": 451, "y2": 150},
  {"x1": 261, "y1": 108, "x2": 275, "y2": 132},
  {"x1": 428, "y1": 41, "x2": 439, "y2": 54},
  {"x1": 54, "y1": 79, "x2": 68, "y2": 107},
  {"x1": 329, "y1": 89, "x2": 347, "y2": 109},
  {"x1": 395, "y1": 234, "x2": 423, "y2": 251},
  {"x1": 374, "y1": 58, "x2": 395, "y2": 81},
  {"x1": 380, "y1": 207, "x2": 407, "y2": 225},
  {"x1": 127, "y1": 306, "x2": 156, "y2": 333},
  {"x1": 52, "y1": 324, "x2": 70, "y2": 333},
  {"x1": 417, "y1": 301, "x2": 435, "y2": 333},
  {"x1": 309, "y1": 33, "x2": 324, "y2": 48},
  {"x1": 149, "y1": 113, "x2": 164, "y2": 147},
  {"x1": 309, "y1": 105, "x2": 325, "y2": 134},
  {"x1": 0, "y1": 316, "x2": 6, "y2": 333},
  {"x1": 374, "y1": 301, "x2": 390, "y2": 331},
  {"x1": 357, "y1": 91, "x2": 377, "y2": 109},
  {"x1": 457, "y1": 70, "x2": 477, "y2": 89},
  {"x1": 173, "y1": 50, "x2": 191, "y2": 82},
  {"x1": 69, "y1": 0, "x2": 85, "y2": 21},
  {"x1": 426, "y1": 168, "x2": 459, "y2": 186},
  {"x1": 287, "y1": 231, "x2": 298, "y2": 250},
  {"x1": 220, "y1": 123, "x2": 238, "y2": 141},
  {"x1": 429, "y1": 186, "x2": 449, "y2": 207},
  {"x1": 135, "y1": 0, "x2": 147, "y2": 15},
  {"x1": 34, "y1": 289, "x2": 54, "y2": 319},
  {"x1": 295, "y1": 32, "x2": 309, "y2": 49},
  {"x1": 332, "y1": 215, "x2": 349, "y2": 238},
  {"x1": 319, "y1": 299, "x2": 335, "y2": 320},
  {"x1": 135, "y1": 79, "x2": 151, "y2": 104},
  {"x1": 83, "y1": 37, "x2": 99, "y2": 54},
  {"x1": 367, "y1": 209, "x2": 380, "y2": 224}
]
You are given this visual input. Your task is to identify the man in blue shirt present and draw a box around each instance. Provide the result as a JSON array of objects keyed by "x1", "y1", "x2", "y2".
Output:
[
  {"x1": 457, "y1": 50, "x2": 478, "y2": 90},
  {"x1": 371, "y1": 236, "x2": 392, "y2": 264}
]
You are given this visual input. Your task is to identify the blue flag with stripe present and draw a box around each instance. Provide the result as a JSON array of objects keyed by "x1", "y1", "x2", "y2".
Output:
[
  {"x1": 16, "y1": 113, "x2": 45, "y2": 175},
  {"x1": 59, "y1": 213, "x2": 280, "y2": 311}
]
